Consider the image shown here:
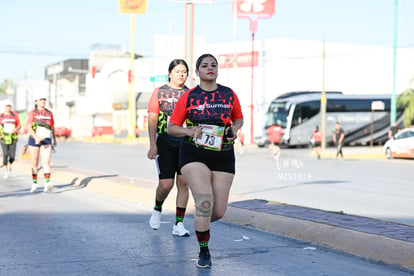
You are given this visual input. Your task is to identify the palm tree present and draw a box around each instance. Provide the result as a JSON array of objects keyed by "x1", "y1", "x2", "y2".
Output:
[{"x1": 397, "y1": 76, "x2": 414, "y2": 127}]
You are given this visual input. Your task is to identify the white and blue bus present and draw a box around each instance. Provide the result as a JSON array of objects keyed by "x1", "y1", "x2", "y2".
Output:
[{"x1": 254, "y1": 91, "x2": 404, "y2": 147}]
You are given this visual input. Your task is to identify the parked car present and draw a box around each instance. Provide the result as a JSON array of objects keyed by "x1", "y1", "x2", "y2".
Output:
[
  {"x1": 54, "y1": 127, "x2": 72, "y2": 139},
  {"x1": 383, "y1": 127, "x2": 414, "y2": 159}
]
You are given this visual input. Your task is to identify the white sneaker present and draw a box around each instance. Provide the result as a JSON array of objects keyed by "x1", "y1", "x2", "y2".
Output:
[
  {"x1": 149, "y1": 210, "x2": 161, "y2": 229},
  {"x1": 3, "y1": 173, "x2": 8, "y2": 179},
  {"x1": 30, "y1": 184, "x2": 39, "y2": 193},
  {"x1": 44, "y1": 182, "x2": 53, "y2": 193},
  {"x1": 172, "y1": 222, "x2": 190, "y2": 237},
  {"x1": 8, "y1": 168, "x2": 12, "y2": 177}
]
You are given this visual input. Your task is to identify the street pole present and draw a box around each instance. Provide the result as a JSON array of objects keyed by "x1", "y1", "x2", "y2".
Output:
[
  {"x1": 321, "y1": 37, "x2": 327, "y2": 150},
  {"x1": 391, "y1": 0, "x2": 398, "y2": 125},
  {"x1": 233, "y1": 0, "x2": 274, "y2": 144},
  {"x1": 370, "y1": 110, "x2": 374, "y2": 147},
  {"x1": 128, "y1": 14, "x2": 136, "y2": 139},
  {"x1": 185, "y1": 3, "x2": 194, "y2": 87},
  {"x1": 232, "y1": 0, "x2": 238, "y2": 76},
  {"x1": 118, "y1": 0, "x2": 147, "y2": 139},
  {"x1": 250, "y1": 31, "x2": 255, "y2": 144}
]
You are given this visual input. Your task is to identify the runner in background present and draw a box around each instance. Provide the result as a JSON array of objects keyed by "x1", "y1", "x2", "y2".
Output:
[
  {"x1": 237, "y1": 128, "x2": 245, "y2": 155},
  {"x1": 26, "y1": 94, "x2": 57, "y2": 193},
  {"x1": 147, "y1": 59, "x2": 191, "y2": 237},
  {"x1": 388, "y1": 121, "x2": 400, "y2": 139},
  {"x1": 312, "y1": 126, "x2": 322, "y2": 159},
  {"x1": 266, "y1": 123, "x2": 283, "y2": 158},
  {"x1": 0, "y1": 100, "x2": 21, "y2": 179},
  {"x1": 333, "y1": 122, "x2": 345, "y2": 159}
]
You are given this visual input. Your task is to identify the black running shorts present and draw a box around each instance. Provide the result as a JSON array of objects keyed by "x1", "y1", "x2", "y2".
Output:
[
  {"x1": 28, "y1": 136, "x2": 52, "y2": 147},
  {"x1": 313, "y1": 141, "x2": 321, "y2": 147},
  {"x1": 156, "y1": 134, "x2": 183, "y2": 179},
  {"x1": 180, "y1": 141, "x2": 235, "y2": 174}
]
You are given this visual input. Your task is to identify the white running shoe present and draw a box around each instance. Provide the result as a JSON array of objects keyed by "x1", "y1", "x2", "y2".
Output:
[
  {"x1": 172, "y1": 222, "x2": 190, "y2": 237},
  {"x1": 44, "y1": 182, "x2": 53, "y2": 193},
  {"x1": 149, "y1": 210, "x2": 161, "y2": 229},
  {"x1": 30, "y1": 184, "x2": 39, "y2": 193},
  {"x1": 3, "y1": 173, "x2": 8, "y2": 179},
  {"x1": 8, "y1": 168, "x2": 12, "y2": 177}
]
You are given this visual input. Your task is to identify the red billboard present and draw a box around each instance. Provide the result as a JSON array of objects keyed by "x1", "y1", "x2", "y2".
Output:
[
  {"x1": 218, "y1": 52, "x2": 259, "y2": 69},
  {"x1": 234, "y1": 0, "x2": 275, "y2": 16}
]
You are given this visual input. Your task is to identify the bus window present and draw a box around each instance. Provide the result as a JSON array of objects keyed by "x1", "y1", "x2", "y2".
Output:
[
  {"x1": 292, "y1": 101, "x2": 320, "y2": 127},
  {"x1": 266, "y1": 101, "x2": 289, "y2": 128},
  {"x1": 292, "y1": 106, "x2": 302, "y2": 127},
  {"x1": 327, "y1": 99, "x2": 391, "y2": 112}
]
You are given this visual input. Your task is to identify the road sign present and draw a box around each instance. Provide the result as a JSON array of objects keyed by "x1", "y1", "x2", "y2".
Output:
[
  {"x1": 168, "y1": 0, "x2": 215, "y2": 3},
  {"x1": 371, "y1": 101, "x2": 385, "y2": 110},
  {"x1": 218, "y1": 52, "x2": 259, "y2": 69},
  {"x1": 236, "y1": 0, "x2": 275, "y2": 16},
  {"x1": 118, "y1": 0, "x2": 147, "y2": 14},
  {"x1": 150, "y1": 75, "x2": 168, "y2": 83}
]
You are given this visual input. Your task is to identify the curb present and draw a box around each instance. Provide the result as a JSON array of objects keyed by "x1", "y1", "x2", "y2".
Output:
[
  {"x1": 13, "y1": 160, "x2": 414, "y2": 270},
  {"x1": 223, "y1": 206, "x2": 414, "y2": 269}
]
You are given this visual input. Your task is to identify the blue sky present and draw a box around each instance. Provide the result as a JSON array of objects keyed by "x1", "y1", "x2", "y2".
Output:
[{"x1": 1, "y1": 0, "x2": 413, "y2": 82}]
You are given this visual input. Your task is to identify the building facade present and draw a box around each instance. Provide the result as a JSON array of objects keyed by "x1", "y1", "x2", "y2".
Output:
[{"x1": 12, "y1": 36, "x2": 414, "y2": 143}]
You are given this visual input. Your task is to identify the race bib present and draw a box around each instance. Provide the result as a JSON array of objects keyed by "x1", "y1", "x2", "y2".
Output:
[
  {"x1": 193, "y1": 124, "x2": 224, "y2": 151},
  {"x1": 36, "y1": 126, "x2": 51, "y2": 139},
  {"x1": 3, "y1": 123, "x2": 15, "y2": 134}
]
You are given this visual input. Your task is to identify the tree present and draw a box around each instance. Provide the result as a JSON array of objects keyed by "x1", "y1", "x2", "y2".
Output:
[
  {"x1": 397, "y1": 76, "x2": 414, "y2": 127},
  {"x1": 0, "y1": 79, "x2": 13, "y2": 95}
]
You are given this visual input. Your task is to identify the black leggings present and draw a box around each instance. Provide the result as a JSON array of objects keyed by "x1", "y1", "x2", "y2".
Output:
[{"x1": 1, "y1": 143, "x2": 17, "y2": 166}]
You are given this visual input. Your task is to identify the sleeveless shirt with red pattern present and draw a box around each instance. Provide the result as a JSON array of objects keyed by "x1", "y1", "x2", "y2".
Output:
[
  {"x1": 0, "y1": 111, "x2": 21, "y2": 129},
  {"x1": 27, "y1": 108, "x2": 54, "y2": 129},
  {"x1": 169, "y1": 84, "x2": 243, "y2": 129},
  {"x1": 147, "y1": 84, "x2": 188, "y2": 134}
]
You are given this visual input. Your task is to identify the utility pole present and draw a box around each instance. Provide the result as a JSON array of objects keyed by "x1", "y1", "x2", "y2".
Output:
[
  {"x1": 184, "y1": 2, "x2": 194, "y2": 87},
  {"x1": 128, "y1": 14, "x2": 136, "y2": 139},
  {"x1": 321, "y1": 37, "x2": 327, "y2": 149},
  {"x1": 236, "y1": 0, "x2": 275, "y2": 144},
  {"x1": 391, "y1": 0, "x2": 398, "y2": 125},
  {"x1": 118, "y1": 0, "x2": 147, "y2": 140}
]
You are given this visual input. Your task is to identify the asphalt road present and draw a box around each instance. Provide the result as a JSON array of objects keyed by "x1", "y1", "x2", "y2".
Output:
[
  {"x1": 34, "y1": 140, "x2": 414, "y2": 226},
  {"x1": 1, "y1": 164, "x2": 412, "y2": 275}
]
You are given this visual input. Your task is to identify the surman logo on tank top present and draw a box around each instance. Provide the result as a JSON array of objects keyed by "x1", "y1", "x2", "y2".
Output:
[
  {"x1": 193, "y1": 103, "x2": 231, "y2": 111},
  {"x1": 2, "y1": 119, "x2": 16, "y2": 123},
  {"x1": 194, "y1": 103, "x2": 207, "y2": 111},
  {"x1": 35, "y1": 115, "x2": 52, "y2": 120}
]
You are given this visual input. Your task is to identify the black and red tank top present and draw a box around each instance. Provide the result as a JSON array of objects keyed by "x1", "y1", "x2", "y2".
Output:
[{"x1": 147, "y1": 84, "x2": 188, "y2": 134}]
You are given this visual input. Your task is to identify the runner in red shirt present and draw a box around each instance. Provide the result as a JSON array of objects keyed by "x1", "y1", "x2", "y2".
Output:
[
  {"x1": 167, "y1": 54, "x2": 244, "y2": 268},
  {"x1": 0, "y1": 100, "x2": 21, "y2": 179},
  {"x1": 147, "y1": 59, "x2": 191, "y2": 237},
  {"x1": 26, "y1": 95, "x2": 57, "y2": 193},
  {"x1": 237, "y1": 128, "x2": 245, "y2": 155},
  {"x1": 312, "y1": 126, "x2": 322, "y2": 159},
  {"x1": 266, "y1": 124, "x2": 283, "y2": 157}
]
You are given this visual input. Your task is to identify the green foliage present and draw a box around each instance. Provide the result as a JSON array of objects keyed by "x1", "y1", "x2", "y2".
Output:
[
  {"x1": 397, "y1": 88, "x2": 414, "y2": 127},
  {"x1": 0, "y1": 79, "x2": 13, "y2": 95}
]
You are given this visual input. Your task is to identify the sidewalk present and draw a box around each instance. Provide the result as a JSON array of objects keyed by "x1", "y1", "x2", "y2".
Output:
[
  {"x1": 314, "y1": 145, "x2": 385, "y2": 159},
  {"x1": 225, "y1": 199, "x2": 414, "y2": 270},
  {"x1": 12, "y1": 149, "x2": 414, "y2": 271}
]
